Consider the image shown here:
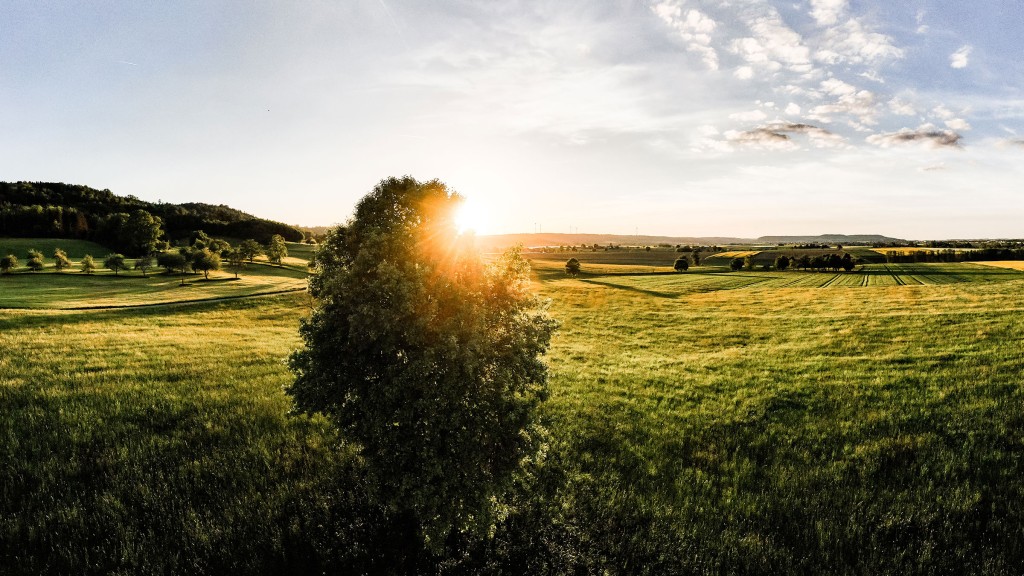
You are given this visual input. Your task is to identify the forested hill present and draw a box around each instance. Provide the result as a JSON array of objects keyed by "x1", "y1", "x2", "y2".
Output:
[{"x1": 0, "y1": 181, "x2": 303, "y2": 246}]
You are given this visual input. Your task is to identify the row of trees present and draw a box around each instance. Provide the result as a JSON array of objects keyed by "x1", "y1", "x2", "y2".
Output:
[
  {"x1": 0, "y1": 234, "x2": 289, "y2": 279},
  {"x1": 728, "y1": 253, "x2": 857, "y2": 272}
]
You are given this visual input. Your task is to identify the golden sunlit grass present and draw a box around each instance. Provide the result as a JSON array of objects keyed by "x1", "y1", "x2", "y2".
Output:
[
  {"x1": 3, "y1": 249, "x2": 1024, "y2": 572},
  {"x1": 871, "y1": 246, "x2": 979, "y2": 254},
  {"x1": 712, "y1": 250, "x2": 760, "y2": 258},
  {"x1": 965, "y1": 260, "x2": 1024, "y2": 271},
  {"x1": 0, "y1": 259, "x2": 307, "y2": 309}
]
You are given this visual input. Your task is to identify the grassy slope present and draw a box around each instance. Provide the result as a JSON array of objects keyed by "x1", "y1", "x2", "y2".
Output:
[
  {"x1": 2, "y1": 261, "x2": 1024, "y2": 573},
  {"x1": 0, "y1": 261, "x2": 307, "y2": 309},
  {"x1": 0, "y1": 238, "x2": 112, "y2": 259}
]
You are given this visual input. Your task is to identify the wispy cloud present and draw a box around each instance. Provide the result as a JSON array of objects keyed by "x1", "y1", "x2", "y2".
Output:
[{"x1": 950, "y1": 45, "x2": 972, "y2": 69}]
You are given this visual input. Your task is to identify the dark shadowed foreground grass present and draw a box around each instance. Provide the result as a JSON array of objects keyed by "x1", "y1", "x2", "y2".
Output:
[{"x1": 2, "y1": 265, "x2": 1023, "y2": 574}]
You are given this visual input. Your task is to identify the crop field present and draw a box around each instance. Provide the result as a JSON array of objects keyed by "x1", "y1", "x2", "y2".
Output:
[
  {"x1": 967, "y1": 260, "x2": 1024, "y2": 271},
  {"x1": 2, "y1": 251, "x2": 1024, "y2": 573}
]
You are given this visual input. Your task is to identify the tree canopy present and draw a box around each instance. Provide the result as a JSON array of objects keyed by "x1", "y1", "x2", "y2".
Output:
[{"x1": 287, "y1": 176, "x2": 557, "y2": 549}]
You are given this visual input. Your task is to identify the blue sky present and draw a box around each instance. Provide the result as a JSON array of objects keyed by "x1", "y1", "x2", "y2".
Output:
[{"x1": 1, "y1": 1, "x2": 1022, "y2": 238}]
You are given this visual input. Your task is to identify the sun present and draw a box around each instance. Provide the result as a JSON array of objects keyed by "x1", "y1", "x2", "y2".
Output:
[{"x1": 454, "y1": 199, "x2": 491, "y2": 235}]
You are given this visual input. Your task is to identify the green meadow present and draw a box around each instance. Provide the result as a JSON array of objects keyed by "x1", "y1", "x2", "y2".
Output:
[{"x1": 2, "y1": 247, "x2": 1024, "y2": 573}]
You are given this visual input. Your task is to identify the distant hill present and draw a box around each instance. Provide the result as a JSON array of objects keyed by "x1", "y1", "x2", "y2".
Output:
[
  {"x1": 756, "y1": 234, "x2": 905, "y2": 245},
  {"x1": 0, "y1": 181, "x2": 304, "y2": 248},
  {"x1": 477, "y1": 233, "x2": 752, "y2": 252}
]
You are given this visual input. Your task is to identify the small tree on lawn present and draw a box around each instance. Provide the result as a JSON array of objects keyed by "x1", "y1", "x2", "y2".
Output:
[
  {"x1": 775, "y1": 255, "x2": 790, "y2": 271},
  {"x1": 674, "y1": 256, "x2": 689, "y2": 272},
  {"x1": 53, "y1": 248, "x2": 71, "y2": 271},
  {"x1": 744, "y1": 255, "x2": 756, "y2": 270},
  {"x1": 226, "y1": 248, "x2": 244, "y2": 279},
  {"x1": 191, "y1": 248, "x2": 221, "y2": 279},
  {"x1": 239, "y1": 239, "x2": 263, "y2": 263},
  {"x1": 80, "y1": 254, "x2": 96, "y2": 275},
  {"x1": 104, "y1": 254, "x2": 127, "y2": 275},
  {"x1": 730, "y1": 257, "x2": 744, "y2": 271},
  {"x1": 1, "y1": 254, "x2": 18, "y2": 274},
  {"x1": 27, "y1": 256, "x2": 44, "y2": 272},
  {"x1": 565, "y1": 257, "x2": 581, "y2": 277},
  {"x1": 157, "y1": 251, "x2": 185, "y2": 274},
  {"x1": 26, "y1": 249, "x2": 43, "y2": 262},
  {"x1": 134, "y1": 255, "x2": 153, "y2": 277},
  {"x1": 265, "y1": 234, "x2": 287, "y2": 266}
]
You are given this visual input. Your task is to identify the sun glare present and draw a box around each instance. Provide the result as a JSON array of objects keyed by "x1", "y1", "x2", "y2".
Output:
[{"x1": 454, "y1": 199, "x2": 490, "y2": 235}]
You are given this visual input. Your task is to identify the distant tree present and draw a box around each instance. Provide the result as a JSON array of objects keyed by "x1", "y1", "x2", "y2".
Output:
[
  {"x1": 26, "y1": 249, "x2": 43, "y2": 261},
  {"x1": 841, "y1": 253, "x2": 855, "y2": 272},
  {"x1": 134, "y1": 255, "x2": 153, "y2": 277},
  {"x1": 810, "y1": 255, "x2": 826, "y2": 272},
  {"x1": 207, "y1": 237, "x2": 231, "y2": 256},
  {"x1": 0, "y1": 254, "x2": 17, "y2": 274},
  {"x1": 692, "y1": 251, "x2": 701, "y2": 266},
  {"x1": 190, "y1": 230, "x2": 213, "y2": 250},
  {"x1": 744, "y1": 255, "x2": 756, "y2": 270},
  {"x1": 238, "y1": 239, "x2": 263, "y2": 263},
  {"x1": 226, "y1": 248, "x2": 244, "y2": 279},
  {"x1": 730, "y1": 257, "x2": 744, "y2": 271},
  {"x1": 157, "y1": 251, "x2": 186, "y2": 274},
  {"x1": 104, "y1": 253, "x2": 127, "y2": 275},
  {"x1": 265, "y1": 234, "x2": 287, "y2": 266},
  {"x1": 27, "y1": 256, "x2": 44, "y2": 272},
  {"x1": 53, "y1": 248, "x2": 71, "y2": 271},
  {"x1": 674, "y1": 256, "x2": 689, "y2": 272},
  {"x1": 565, "y1": 257, "x2": 581, "y2": 277},
  {"x1": 157, "y1": 251, "x2": 189, "y2": 285},
  {"x1": 80, "y1": 254, "x2": 96, "y2": 275},
  {"x1": 123, "y1": 209, "x2": 164, "y2": 256},
  {"x1": 797, "y1": 254, "x2": 811, "y2": 271},
  {"x1": 645, "y1": 246, "x2": 651, "y2": 252},
  {"x1": 775, "y1": 255, "x2": 790, "y2": 271},
  {"x1": 191, "y1": 248, "x2": 221, "y2": 279}
]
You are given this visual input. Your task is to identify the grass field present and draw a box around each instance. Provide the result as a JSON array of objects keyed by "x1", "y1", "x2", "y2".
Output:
[
  {"x1": 2, "y1": 251, "x2": 1024, "y2": 573},
  {"x1": 0, "y1": 237, "x2": 112, "y2": 259},
  {"x1": 0, "y1": 262, "x2": 307, "y2": 309}
]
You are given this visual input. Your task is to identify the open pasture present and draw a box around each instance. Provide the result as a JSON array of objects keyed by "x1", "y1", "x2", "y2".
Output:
[
  {"x1": 0, "y1": 261, "x2": 307, "y2": 309},
  {"x1": 2, "y1": 253, "x2": 1024, "y2": 573},
  {"x1": 0, "y1": 237, "x2": 112, "y2": 259}
]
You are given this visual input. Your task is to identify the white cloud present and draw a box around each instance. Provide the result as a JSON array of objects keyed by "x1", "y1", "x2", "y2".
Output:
[
  {"x1": 888, "y1": 98, "x2": 917, "y2": 116},
  {"x1": 734, "y1": 66, "x2": 754, "y2": 80},
  {"x1": 810, "y1": 0, "x2": 847, "y2": 27},
  {"x1": 945, "y1": 118, "x2": 971, "y2": 131},
  {"x1": 817, "y1": 19, "x2": 903, "y2": 65},
  {"x1": 653, "y1": 2, "x2": 720, "y2": 70},
  {"x1": 950, "y1": 45, "x2": 972, "y2": 69},
  {"x1": 730, "y1": 9, "x2": 811, "y2": 74},
  {"x1": 785, "y1": 102, "x2": 801, "y2": 115}
]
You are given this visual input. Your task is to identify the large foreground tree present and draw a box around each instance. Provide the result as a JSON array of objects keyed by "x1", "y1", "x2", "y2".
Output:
[{"x1": 287, "y1": 176, "x2": 557, "y2": 550}]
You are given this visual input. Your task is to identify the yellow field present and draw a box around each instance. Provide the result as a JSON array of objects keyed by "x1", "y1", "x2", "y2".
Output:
[
  {"x1": 713, "y1": 250, "x2": 759, "y2": 258},
  {"x1": 965, "y1": 260, "x2": 1024, "y2": 271}
]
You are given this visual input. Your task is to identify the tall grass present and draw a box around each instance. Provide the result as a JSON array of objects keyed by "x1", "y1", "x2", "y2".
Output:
[{"x1": 2, "y1": 263, "x2": 1023, "y2": 573}]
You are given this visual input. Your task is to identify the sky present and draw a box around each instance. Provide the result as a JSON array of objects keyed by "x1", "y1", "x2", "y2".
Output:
[{"x1": 1, "y1": 1, "x2": 1023, "y2": 239}]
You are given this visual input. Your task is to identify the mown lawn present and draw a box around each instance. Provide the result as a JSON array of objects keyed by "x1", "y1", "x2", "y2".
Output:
[{"x1": 2, "y1": 261, "x2": 1023, "y2": 573}]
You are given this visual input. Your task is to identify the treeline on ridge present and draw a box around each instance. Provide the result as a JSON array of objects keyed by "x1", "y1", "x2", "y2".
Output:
[{"x1": 0, "y1": 181, "x2": 304, "y2": 249}]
